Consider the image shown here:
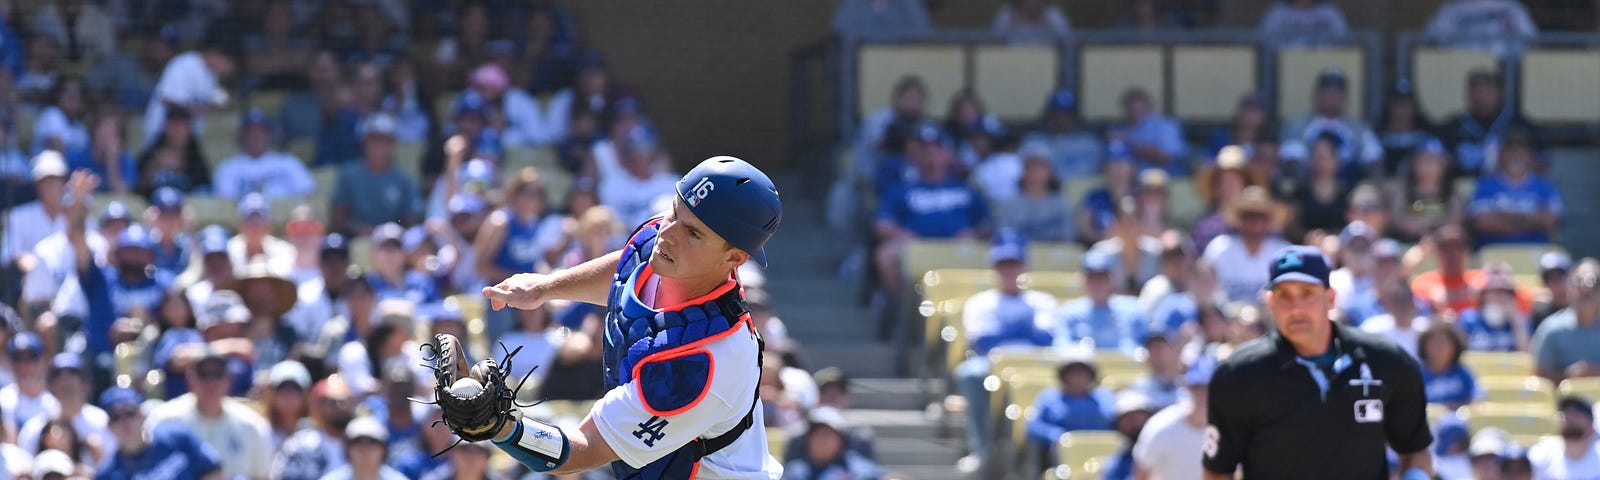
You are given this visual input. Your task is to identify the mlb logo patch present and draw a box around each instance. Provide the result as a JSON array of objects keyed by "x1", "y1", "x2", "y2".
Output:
[{"x1": 1354, "y1": 399, "x2": 1384, "y2": 423}]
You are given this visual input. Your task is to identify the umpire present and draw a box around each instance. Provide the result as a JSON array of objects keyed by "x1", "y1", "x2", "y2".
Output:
[{"x1": 1202, "y1": 246, "x2": 1434, "y2": 480}]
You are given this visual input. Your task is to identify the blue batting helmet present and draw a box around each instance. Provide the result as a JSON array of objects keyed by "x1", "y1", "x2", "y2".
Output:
[{"x1": 675, "y1": 156, "x2": 782, "y2": 268}]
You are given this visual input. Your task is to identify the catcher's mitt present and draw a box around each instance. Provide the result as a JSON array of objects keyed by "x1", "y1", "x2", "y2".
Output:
[{"x1": 417, "y1": 334, "x2": 535, "y2": 448}]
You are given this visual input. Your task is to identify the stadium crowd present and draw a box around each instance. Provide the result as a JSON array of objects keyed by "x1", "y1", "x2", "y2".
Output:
[{"x1": 0, "y1": 0, "x2": 1593, "y2": 479}]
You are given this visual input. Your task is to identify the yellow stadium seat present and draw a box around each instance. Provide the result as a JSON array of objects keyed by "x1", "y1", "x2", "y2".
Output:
[
  {"x1": 1276, "y1": 47, "x2": 1366, "y2": 120},
  {"x1": 1007, "y1": 376, "x2": 1058, "y2": 446},
  {"x1": 973, "y1": 45, "x2": 1060, "y2": 121},
  {"x1": 1171, "y1": 45, "x2": 1258, "y2": 123},
  {"x1": 1167, "y1": 178, "x2": 1204, "y2": 228},
  {"x1": 1079, "y1": 46, "x2": 1164, "y2": 122},
  {"x1": 186, "y1": 195, "x2": 239, "y2": 231},
  {"x1": 1064, "y1": 176, "x2": 1103, "y2": 204},
  {"x1": 1093, "y1": 350, "x2": 1146, "y2": 377},
  {"x1": 435, "y1": 94, "x2": 460, "y2": 127},
  {"x1": 1411, "y1": 48, "x2": 1498, "y2": 120},
  {"x1": 1477, "y1": 244, "x2": 1565, "y2": 275},
  {"x1": 856, "y1": 44, "x2": 965, "y2": 119},
  {"x1": 767, "y1": 428, "x2": 789, "y2": 460},
  {"x1": 1481, "y1": 376, "x2": 1556, "y2": 407},
  {"x1": 349, "y1": 235, "x2": 374, "y2": 270},
  {"x1": 903, "y1": 239, "x2": 991, "y2": 285},
  {"x1": 1057, "y1": 431, "x2": 1123, "y2": 468},
  {"x1": 1463, "y1": 351, "x2": 1537, "y2": 379},
  {"x1": 249, "y1": 90, "x2": 291, "y2": 116},
  {"x1": 90, "y1": 191, "x2": 150, "y2": 217},
  {"x1": 1559, "y1": 378, "x2": 1600, "y2": 401},
  {"x1": 1029, "y1": 242, "x2": 1085, "y2": 273},
  {"x1": 1465, "y1": 405, "x2": 1557, "y2": 441},
  {"x1": 1520, "y1": 50, "x2": 1600, "y2": 124},
  {"x1": 1024, "y1": 272, "x2": 1083, "y2": 299},
  {"x1": 393, "y1": 142, "x2": 426, "y2": 179},
  {"x1": 920, "y1": 268, "x2": 993, "y2": 305},
  {"x1": 201, "y1": 115, "x2": 241, "y2": 170}
]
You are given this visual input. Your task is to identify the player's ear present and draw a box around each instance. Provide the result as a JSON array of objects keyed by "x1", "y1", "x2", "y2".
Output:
[{"x1": 723, "y1": 245, "x2": 750, "y2": 268}]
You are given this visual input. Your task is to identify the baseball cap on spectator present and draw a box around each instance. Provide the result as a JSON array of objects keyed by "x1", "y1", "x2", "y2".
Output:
[
  {"x1": 1115, "y1": 391, "x2": 1156, "y2": 419},
  {"x1": 454, "y1": 91, "x2": 490, "y2": 120},
  {"x1": 1433, "y1": 418, "x2": 1471, "y2": 457},
  {"x1": 1019, "y1": 142, "x2": 1053, "y2": 163},
  {"x1": 401, "y1": 225, "x2": 431, "y2": 253},
  {"x1": 117, "y1": 223, "x2": 157, "y2": 252},
  {"x1": 485, "y1": 40, "x2": 517, "y2": 58},
  {"x1": 989, "y1": 231, "x2": 1027, "y2": 265},
  {"x1": 194, "y1": 345, "x2": 229, "y2": 372},
  {"x1": 1316, "y1": 68, "x2": 1348, "y2": 91},
  {"x1": 460, "y1": 159, "x2": 498, "y2": 190},
  {"x1": 360, "y1": 113, "x2": 398, "y2": 138},
  {"x1": 98, "y1": 386, "x2": 144, "y2": 413},
  {"x1": 198, "y1": 290, "x2": 251, "y2": 331},
  {"x1": 1414, "y1": 137, "x2": 1447, "y2": 156},
  {"x1": 269, "y1": 360, "x2": 312, "y2": 391},
  {"x1": 1183, "y1": 353, "x2": 1216, "y2": 387},
  {"x1": 1082, "y1": 250, "x2": 1115, "y2": 274},
  {"x1": 1373, "y1": 238, "x2": 1403, "y2": 260},
  {"x1": 1340, "y1": 221, "x2": 1377, "y2": 246},
  {"x1": 47, "y1": 353, "x2": 83, "y2": 380},
  {"x1": 9, "y1": 332, "x2": 43, "y2": 359},
  {"x1": 150, "y1": 187, "x2": 185, "y2": 213},
  {"x1": 447, "y1": 194, "x2": 486, "y2": 216},
  {"x1": 1046, "y1": 89, "x2": 1078, "y2": 113},
  {"x1": 1269, "y1": 246, "x2": 1333, "y2": 288},
  {"x1": 914, "y1": 123, "x2": 948, "y2": 145},
  {"x1": 346, "y1": 415, "x2": 389, "y2": 443},
  {"x1": 99, "y1": 201, "x2": 132, "y2": 224},
  {"x1": 977, "y1": 114, "x2": 1007, "y2": 139},
  {"x1": 1138, "y1": 169, "x2": 1169, "y2": 193},
  {"x1": 30, "y1": 150, "x2": 67, "y2": 181},
  {"x1": 198, "y1": 225, "x2": 230, "y2": 256},
  {"x1": 806, "y1": 406, "x2": 850, "y2": 435},
  {"x1": 372, "y1": 223, "x2": 405, "y2": 249},
  {"x1": 1057, "y1": 350, "x2": 1099, "y2": 380},
  {"x1": 237, "y1": 193, "x2": 269, "y2": 220},
  {"x1": 241, "y1": 108, "x2": 271, "y2": 130},
  {"x1": 1542, "y1": 252, "x2": 1573, "y2": 274},
  {"x1": 471, "y1": 64, "x2": 511, "y2": 91},
  {"x1": 32, "y1": 449, "x2": 73, "y2": 480},
  {"x1": 1468, "y1": 427, "x2": 1508, "y2": 459},
  {"x1": 320, "y1": 233, "x2": 350, "y2": 258},
  {"x1": 813, "y1": 367, "x2": 850, "y2": 393},
  {"x1": 1105, "y1": 140, "x2": 1134, "y2": 163}
]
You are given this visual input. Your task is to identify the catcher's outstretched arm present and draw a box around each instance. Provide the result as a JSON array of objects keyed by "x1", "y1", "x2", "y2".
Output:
[
  {"x1": 491, "y1": 412, "x2": 620, "y2": 474},
  {"x1": 483, "y1": 250, "x2": 621, "y2": 310}
]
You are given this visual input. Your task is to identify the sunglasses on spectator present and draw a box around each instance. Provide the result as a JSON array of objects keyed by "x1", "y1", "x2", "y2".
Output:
[
  {"x1": 196, "y1": 366, "x2": 228, "y2": 380},
  {"x1": 109, "y1": 408, "x2": 141, "y2": 422}
]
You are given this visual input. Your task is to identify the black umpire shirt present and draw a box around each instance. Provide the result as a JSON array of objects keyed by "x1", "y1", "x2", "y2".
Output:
[{"x1": 1202, "y1": 321, "x2": 1433, "y2": 479}]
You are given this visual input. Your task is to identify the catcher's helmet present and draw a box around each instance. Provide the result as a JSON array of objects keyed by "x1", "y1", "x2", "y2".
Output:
[{"x1": 675, "y1": 156, "x2": 782, "y2": 267}]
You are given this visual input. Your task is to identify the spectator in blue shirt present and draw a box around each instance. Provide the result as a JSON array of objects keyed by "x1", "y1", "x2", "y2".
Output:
[
  {"x1": 96, "y1": 387, "x2": 224, "y2": 480},
  {"x1": 1055, "y1": 251, "x2": 1148, "y2": 352},
  {"x1": 146, "y1": 187, "x2": 192, "y2": 276},
  {"x1": 366, "y1": 223, "x2": 440, "y2": 305},
  {"x1": 1026, "y1": 357, "x2": 1118, "y2": 449},
  {"x1": 952, "y1": 233, "x2": 1058, "y2": 462},
  {"x1": 1468, "y1": 131, "x2": 1562, "y2": 247},
  {"x1": 1021, "y1": 89, "x2": 1103, "y2": 180},
  {"x1": 873, "y1": 124, "x2": 989, "y2": 315},
  {"x1": 65, "y1": 173, "x2": 170, "y2": 358},
  {"x1": 1074, "y1": 142, "x2": 1137, "y2": 246},
  {"x1": 1108, "y1": 87, "x2": 1190, "y2": 176},
  {"x1": 1124, "y1": 335, "x2": 1185, "y2": 410},
  {"x1": 1417, "y1": 322, "x2": 1483, "y2": 409},
  {"x1": 1456, "y1": 264, "x2": 1531, "y2": 352},
  {"x1": 782, "y1": 407, "x2": 884, "y2": 480}
]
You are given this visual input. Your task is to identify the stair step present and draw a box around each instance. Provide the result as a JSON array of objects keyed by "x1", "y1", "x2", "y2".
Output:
[
  {"x1": 803, "y1": 341, "x2": 900, "y2": 378},
  {"x1": 840, "y1": 408, "x2": 949, "y2": 438},
  {"x1": 874, "y1": 436, "x2": 966, "y2": 466},
  {"x1": 847, "y1": 378, "x2": 942, "y2": 411},
  {"x1": 880, "y1": 464, "x2": 969, "y2": 480}
]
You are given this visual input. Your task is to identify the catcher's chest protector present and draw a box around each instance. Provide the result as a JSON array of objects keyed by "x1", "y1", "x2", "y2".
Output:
[{"x1": 603, "y1": 218, "x2": 762, "y2": 479}]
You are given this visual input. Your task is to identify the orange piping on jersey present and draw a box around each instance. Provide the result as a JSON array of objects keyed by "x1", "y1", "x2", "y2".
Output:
[
  {"x1": 689, "y1": 460, "x2": 701, "y2": 478},
  {"x1": 632, "y1": 264, "x2": 739, "y2": 313},
  {"x1": 629, "y1": 317, "x2": 753, "y2": 418}
]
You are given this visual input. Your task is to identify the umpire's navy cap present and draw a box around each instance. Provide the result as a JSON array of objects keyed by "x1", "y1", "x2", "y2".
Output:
[{"x1": 1268, "y1": 246, "x2": 1332, "y2": 288}]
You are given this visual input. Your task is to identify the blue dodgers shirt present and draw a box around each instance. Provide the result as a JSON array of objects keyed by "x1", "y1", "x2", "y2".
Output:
[
  {"x1": 97, "y1": 421, "x2": 223, "y2": 480},
  {"x1": 1456, "y1": 308, "x2": 1520, "y2": 352},
  {"x1": 1468, "y1": 173, "x2": 1563, "y2": 245},
  {"x1": 1025, "y1": 387, "x2": 1117, "y2": 446},
  {"x1": 878, "y1": 179, "x2": 988, "y2": 238},
  {"x1": 79, "y1": 264, "x2": 171, "y2": 353},
  {"x1": 1055, "y1": 295, "x2": 1148, "y2": 353},
  {"x1": 1421, "y1": 365, "x2": 1483, "y2": 406}
]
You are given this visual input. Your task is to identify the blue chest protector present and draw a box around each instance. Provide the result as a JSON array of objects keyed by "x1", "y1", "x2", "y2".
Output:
[{"x1": 602, "y1": 218, "x2": 762, "y2": 480}]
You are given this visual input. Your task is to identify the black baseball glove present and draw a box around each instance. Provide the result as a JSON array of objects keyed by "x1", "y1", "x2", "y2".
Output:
[{"x1": 421, "y1": 334, "x2": 522, "y2": 443}]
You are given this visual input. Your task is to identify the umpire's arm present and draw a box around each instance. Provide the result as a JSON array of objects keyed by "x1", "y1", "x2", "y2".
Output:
[
  {"x1": 1201, "y1": 361, "x2": 1247, "y2": 480},
  {"x1": 1388, "y1": 355, "x2": 1436, "y2": 478}
]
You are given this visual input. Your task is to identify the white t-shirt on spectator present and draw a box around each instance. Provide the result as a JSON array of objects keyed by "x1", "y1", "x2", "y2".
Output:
[
  {"x1": 1201, "y1": 234, "x2": 1291, "y2": 303},
  {"x1": 31, "y1": 106, "x2": 89, "y2": 155},
  {"x1": 600, "y1": 171, "x2": 680, "y2": 230},
  {"x1": 212, "y1": 151, "x2": 316, "y2": 200},
  {"x1": 142, "y1": 51, "x2": 221, "y2": 146},
  {"x1": 1359, "y1": 314, "x2": 1431, "y2": 361},
  {"x1": 18, "y1": 405, "x2": 113, "y2": 467},
  {"x1": 0, "y1": 386, "x2": 59, "y2": 434},
  {"x1": 1426, "y1": 0, "x2": 1538, "y2": 38},
  {"x1": 1527, "y1": 436, "x2": 1600, "y2": 480},
  {"x1": 1, "y1": 201, "x2": 67, "y2": 263},
  {"x1": 499, "y1": 328, "x2": 565, "y2": 389},
  {"x1": 1132, "y1": 401, "x2": 1206, "y2": 480},
  {"x1": 21, "y1": 230, "x2": 106, "y2": 310},
  {"x1": 971, "y1": 152, "x2": 1023, "y2": 204},
  {"x1": 146, "y1": 394, "x2": 273, "y2": 480}
]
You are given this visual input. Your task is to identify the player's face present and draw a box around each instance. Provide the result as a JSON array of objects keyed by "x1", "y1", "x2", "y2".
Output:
[
  {"x1": 652, "y1": 198, "x2": 747, "y2": 282},
  {"x1": 1268, "y1": 281, "x2": 1335, "y2": 345}
]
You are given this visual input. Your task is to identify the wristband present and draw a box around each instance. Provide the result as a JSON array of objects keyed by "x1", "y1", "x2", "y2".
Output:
[
  {"x1": 492, "y1": 417, "x2": 571, "y2": 472},
  {"x1": 1401, "y1": 467, "x2": 1431, "y2": 480}
]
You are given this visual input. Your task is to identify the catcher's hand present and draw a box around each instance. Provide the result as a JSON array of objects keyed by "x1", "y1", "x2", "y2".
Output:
[{"x1": 423, "y1": 334, "x2": 519, "y2": 443}]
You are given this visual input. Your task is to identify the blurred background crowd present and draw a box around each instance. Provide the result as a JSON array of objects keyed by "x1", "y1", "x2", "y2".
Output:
[{"x1": 0, "y1": 0, "x2": 1596, "y2": 479}]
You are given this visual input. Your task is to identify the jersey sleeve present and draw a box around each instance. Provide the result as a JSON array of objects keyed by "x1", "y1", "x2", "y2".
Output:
[
  {"x1": 589, "y1": 376, "x2": 743, "y2": 469},
  {"x1": 1202, "y1": 361, "x2": 1248, "y2": 474},
  {"x1": 1384, "y1": 353, "x2": 1435, "y2": 454}
]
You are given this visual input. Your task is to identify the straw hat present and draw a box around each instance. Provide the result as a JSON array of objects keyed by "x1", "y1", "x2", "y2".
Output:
[
  {"x1": 1222, "y1": 186, "x2": 1289, "y2": 230},
  {"x1": 231, "y1": 259, "x2": 298, "y2": 318},
  {"x1": 1196, "y1": 145, "x2": 1264, "y2": 205}
]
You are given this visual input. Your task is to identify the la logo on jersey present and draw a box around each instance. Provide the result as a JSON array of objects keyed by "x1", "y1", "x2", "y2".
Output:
[{"x1": 687, "y1": 177, "x2": 715, "y2": 206}]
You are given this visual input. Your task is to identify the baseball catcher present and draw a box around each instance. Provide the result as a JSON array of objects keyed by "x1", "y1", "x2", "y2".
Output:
[{"x1": 426, "y1": 156, "x2": 783, "y2": 479}]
